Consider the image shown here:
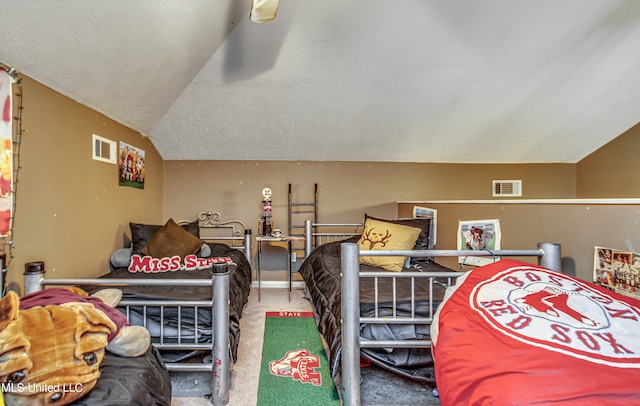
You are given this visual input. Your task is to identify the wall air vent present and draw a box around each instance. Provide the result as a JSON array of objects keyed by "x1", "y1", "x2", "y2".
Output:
[
  {"x1": 492, "y1": 180, "x2": 522, "y2": 197},
  {"x1": 92, "y1": 134, "x2": 117, "y2": 164}
]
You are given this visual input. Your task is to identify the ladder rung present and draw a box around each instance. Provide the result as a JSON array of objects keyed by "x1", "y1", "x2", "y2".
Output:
[{"x1": 288, "y1": 184, "x2": 318, "y2": 242}]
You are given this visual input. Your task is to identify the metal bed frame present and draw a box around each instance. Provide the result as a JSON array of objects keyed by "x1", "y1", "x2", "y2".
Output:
[
  {"x1": 301, "y1": 220, "x2": 562, "y2": 406},
  {"x1": 303, "y1": 219, "x2": 363, "y2": 257},
  {"x1": 340, "y1": 242, "x2": 562, "y2": 406},
  {"x1": 22, "y1": 212, "x2": 253, "y2": 406}
]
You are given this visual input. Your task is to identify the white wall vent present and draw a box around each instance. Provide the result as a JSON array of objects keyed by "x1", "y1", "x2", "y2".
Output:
[
  {"x1": 492, "y1": 180, "x2": 522, "y2": 197},
  {"x1": 92, "y1": 134, "x2": 117, "y2": 164}
]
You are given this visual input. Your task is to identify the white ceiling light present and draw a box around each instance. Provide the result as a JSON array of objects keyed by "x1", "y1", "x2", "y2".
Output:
[{"x1": 250, "y1": 0, "x2": 280, "y2": 23}]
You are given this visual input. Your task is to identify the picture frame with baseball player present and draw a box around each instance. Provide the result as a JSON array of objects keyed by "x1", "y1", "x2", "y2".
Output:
[{"x1": 457, "y1": 219, "x2": 502, "y2": 267}]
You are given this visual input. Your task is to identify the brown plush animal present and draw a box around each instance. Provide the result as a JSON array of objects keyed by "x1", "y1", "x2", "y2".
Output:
[{"x1": 0, "y1": 287, "x2": 150, "y2": 405}]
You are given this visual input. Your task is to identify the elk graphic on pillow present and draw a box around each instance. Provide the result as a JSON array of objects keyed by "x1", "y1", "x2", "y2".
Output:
[
  {"x1": 0, "y1": 287, "x2": 150, "y2": 405},
  {"x1": 360, "y1": 227, "x2": 392, "y2": 249}
]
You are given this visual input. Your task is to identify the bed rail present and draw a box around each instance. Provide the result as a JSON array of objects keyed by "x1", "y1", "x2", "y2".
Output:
[
  {"x1": 182, "y1": 211, "x2": 253, "y2": 266},
  {"x1": 24, "y1": 263, "x2": 232, "y2": 406},
  {"x1": 340, "y1": 242, "x2": 562, "y2": 406},
  {"x1": 303, "y1": 220, "x2": 363, "y2": 258}
]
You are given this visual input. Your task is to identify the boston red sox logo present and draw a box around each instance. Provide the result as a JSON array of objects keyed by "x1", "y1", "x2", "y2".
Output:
[
  {"x1": 269, "y1": 349, "x2": 322, "y2": 386},
  {"x1": 513, "y1": 285, "x2": 600, "y2": 327},
  {"x1": 471, "y1": 265, "x2": 640, "y2": 367}
]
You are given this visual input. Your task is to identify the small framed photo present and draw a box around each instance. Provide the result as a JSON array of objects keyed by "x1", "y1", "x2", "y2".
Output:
[
  {"x1": 593, "y1": 246, "x2": 640, "y2": 299},
  {"x1": 118, "y1": 142, "x2": 145, "y2": 189},
  {"x1": 457, "y1": 219, "x2": 501, "y2": 266}
]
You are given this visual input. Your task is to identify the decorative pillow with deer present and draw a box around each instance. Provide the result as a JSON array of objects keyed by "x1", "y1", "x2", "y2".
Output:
[{"x1": 357, "y1": 218, "x2": 421, "y2": 272}]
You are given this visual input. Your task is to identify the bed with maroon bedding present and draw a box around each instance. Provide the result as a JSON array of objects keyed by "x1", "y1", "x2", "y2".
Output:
[{"x1": 432, "y1": 259, "x2": 640, "y2": 405}]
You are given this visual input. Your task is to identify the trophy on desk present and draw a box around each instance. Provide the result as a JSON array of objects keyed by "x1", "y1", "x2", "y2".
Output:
[{"x1": 259, "y1": 187, "x2": 273, "y2": 236}]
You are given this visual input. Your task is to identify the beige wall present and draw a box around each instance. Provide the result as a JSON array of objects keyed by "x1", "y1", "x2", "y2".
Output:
[
  {"x1": 398, "y1": 201, "x2": 640, "y2": 282},
  {"x1": 163, "y1": 160, "x2": 577, "y2": 280},
  {"x1": 5, "y1": 76, "x2": 163, "y2": 294},
  {"x1": 162, "y1": 160, "x2": 577, "y2": 233},
  {"x1": 577, "y1": 122, "x2": 640, "y2": 198},
  {"x1": 162, "y1": 158, "x2": 637, "y2": 283}
]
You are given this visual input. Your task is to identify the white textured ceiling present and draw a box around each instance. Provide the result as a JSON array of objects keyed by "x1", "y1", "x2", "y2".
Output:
[{"x1": 1, "y1": 0, "x2": 639, "y2": 163}]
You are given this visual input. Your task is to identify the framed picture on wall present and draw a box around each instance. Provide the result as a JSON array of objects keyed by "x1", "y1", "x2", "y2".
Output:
[
  {"x1": 118, "y1": 141, "x2": 145, "y2": 189},
  {"x1": 457, "y1": 219, "x2": 501, "y2": 267},
  {"x1": 593, "y1": 246, "x2": 640, "y2": 300}
]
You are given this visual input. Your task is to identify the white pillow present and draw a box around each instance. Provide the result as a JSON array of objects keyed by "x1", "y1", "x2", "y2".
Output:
[{"x1": 199, "y1": 243, "x2": 212, "y2": 257}]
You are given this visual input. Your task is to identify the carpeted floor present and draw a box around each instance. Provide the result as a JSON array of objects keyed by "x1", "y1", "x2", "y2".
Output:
[{"x1": 170, "y1": 288, "x2": 441, "y2": 406}]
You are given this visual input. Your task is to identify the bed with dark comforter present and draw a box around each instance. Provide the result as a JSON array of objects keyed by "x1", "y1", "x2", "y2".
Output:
[
  {"x1": 65, "y1": 214, "x2": 253, "y2": 405},
  {"x1": 299, "y1": 216, "x2": 453, "y2": 383},
  {"x1": 97, "y1": 242, "x2": 252, "y2": 363}
]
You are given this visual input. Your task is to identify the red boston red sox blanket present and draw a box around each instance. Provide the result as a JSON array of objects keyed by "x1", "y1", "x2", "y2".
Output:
[{"x1": 432, "y1": 259, "x2": 640, "y2": 405}]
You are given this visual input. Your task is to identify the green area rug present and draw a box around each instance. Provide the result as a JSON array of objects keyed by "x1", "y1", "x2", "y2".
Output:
[{"x1": 257, "y1": 311, "x2": 340, "y2": 406}]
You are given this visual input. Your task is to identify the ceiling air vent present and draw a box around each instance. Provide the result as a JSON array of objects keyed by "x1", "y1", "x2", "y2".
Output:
[{"x1": 492, "y1": 180, "x2": 522, "y2": 197}]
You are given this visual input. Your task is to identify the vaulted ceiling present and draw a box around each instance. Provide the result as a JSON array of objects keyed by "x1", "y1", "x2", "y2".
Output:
[{"x1": 1, "y1": 1, "x2": 639, "y2": 163}]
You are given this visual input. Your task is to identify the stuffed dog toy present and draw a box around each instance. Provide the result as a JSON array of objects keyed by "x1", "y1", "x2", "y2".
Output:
[{"x1": 0, "y1": 287, "x2": 150, "y2": 405}]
